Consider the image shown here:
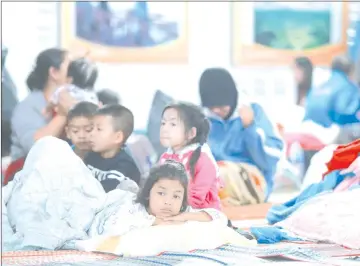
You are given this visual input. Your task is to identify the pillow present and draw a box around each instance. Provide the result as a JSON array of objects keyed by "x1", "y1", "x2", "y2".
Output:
[
  {"x1": 146, "y1": 90, "x2": 174, "y2": 156},
  {"x1": 77, "y1": 222, "x2": 256, "y2": 257}
]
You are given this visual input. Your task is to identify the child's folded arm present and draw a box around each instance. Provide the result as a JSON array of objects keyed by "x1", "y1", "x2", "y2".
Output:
[{"x1": 186, "y1": 207, "x2": 228, "y2": 225}]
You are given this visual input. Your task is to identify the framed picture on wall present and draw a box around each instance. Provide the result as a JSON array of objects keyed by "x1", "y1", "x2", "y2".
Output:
[
  {"x1": 60, "y1": 2, "x2": 188, "y2": 63},
  {"x1": 232, "y1": 2, "x2": 349, "y2": 66}
]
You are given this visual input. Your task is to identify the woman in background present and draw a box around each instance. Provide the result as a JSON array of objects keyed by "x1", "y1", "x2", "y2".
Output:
[
  {"x1": 4, "y1": 48, "x2": 77, "y2": 184},
  {"x1": 292, "y1": 56, "x2": 313, "y2": 107},
  {"x1": 304, "y1": 55, "x2": 359, "y2": 128}
]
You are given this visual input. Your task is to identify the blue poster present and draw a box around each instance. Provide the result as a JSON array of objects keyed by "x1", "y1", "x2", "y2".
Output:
[{"x1": 254, "y1": 2, "x2": 331, "y2": 50}]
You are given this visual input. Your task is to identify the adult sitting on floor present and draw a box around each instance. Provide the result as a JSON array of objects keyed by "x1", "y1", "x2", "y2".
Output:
[
  {"x1": 304, "y1": 55, "x2": 360, "y2": 128},
  {"x1": 198, "y1": 68, "x2": 284, "y2": 205},
  {"x1": 4, "y1": 48, "x2": 77, "y2": 184}
]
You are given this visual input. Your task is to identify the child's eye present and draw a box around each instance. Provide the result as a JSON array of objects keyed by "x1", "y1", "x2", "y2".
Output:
[
  {"x1": 170, "y1": 123, "x2": 177, "y2": 127},
  {"x1": 157, "y1": 192, "x2": 164, "y2": 196},
  {"x1": 161, "y1": 121, "x2": 166, "y2": 126},
  {"x1": 173, "y1": 195, "x2": 180, "y2": 199}
]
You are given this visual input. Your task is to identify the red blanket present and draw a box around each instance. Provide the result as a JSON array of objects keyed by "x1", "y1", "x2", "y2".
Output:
[{"x1": 323, "y1": 139, "x2": 360, "y2": 178}]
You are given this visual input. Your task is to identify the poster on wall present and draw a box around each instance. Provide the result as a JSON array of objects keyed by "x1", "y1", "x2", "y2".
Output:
[
  {"x1": 60, "y1": 2, "x2": 188, "y2": 63},
  {"x1": 232, "y1": 2, "x2": 348, "y2": 66}
]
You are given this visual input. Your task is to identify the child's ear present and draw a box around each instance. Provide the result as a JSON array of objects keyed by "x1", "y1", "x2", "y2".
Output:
[
  {"x1": 115, "y1": 131, "x2": 124, "y2": 145},
  {"x1": 187, "y1": 127, "x2": 197, "y2": 141}
]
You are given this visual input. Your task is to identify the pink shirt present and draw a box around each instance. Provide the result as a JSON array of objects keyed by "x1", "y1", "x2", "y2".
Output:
[{"x1": 160, "y1": 143, "x2": 222, "y2": 210}]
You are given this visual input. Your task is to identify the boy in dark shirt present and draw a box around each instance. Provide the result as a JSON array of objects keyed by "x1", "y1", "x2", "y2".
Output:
[{"x1": 85, "y1": 104, "x2": 141, "y2": 193}]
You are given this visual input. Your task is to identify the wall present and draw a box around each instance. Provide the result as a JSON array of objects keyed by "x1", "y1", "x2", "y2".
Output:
[{"x1": 2, "y1": 2, "x2": 304, "y2": 129}]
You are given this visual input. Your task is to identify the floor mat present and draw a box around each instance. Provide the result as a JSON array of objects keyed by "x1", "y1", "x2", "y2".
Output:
[{"x1": 2, "y1": 244, "x2": 360, "y2": 266}]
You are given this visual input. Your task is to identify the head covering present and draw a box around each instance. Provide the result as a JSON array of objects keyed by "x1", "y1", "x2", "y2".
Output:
[{"x1": 199, "y1": 68, "x2": 238, "y2": 118}]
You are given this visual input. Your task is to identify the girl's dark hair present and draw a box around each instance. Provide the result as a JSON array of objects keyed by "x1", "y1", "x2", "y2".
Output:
[
  {"x1": 67, "y1": 58, "x2": 98, "y2": 90},
  {"x1": 26, "y1": 48, "x2": 68, "y2": 91},
  {"x1": 294, "y1": 56, "x2": 313, "y2": 105},
  {"x1": 136, "y1": 160, "x2": 189, "y2": 212},
  {"x1": 162, "y1": 102, "x2": 210, "y2": 178}
]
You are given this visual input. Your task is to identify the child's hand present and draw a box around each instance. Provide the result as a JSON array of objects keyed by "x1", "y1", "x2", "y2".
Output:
[
  {"x1": 42, "y1": 104, "x2": 55, "y2": 118},
  {"x1": 164, "y1": 212, "x2": 212, "y2": 222},
  {"x1": 238, "y1": 105, "x2": 254, "y2": 128},
  {"x1": 162, "y1": 213, "x2": 189, "y2": 222},
  {"x1": 153, "y1": 216, "x2": 185, "y2": 226},
  {"x1": 56, "y1": 89, "x2": 78, "y2": 116}
]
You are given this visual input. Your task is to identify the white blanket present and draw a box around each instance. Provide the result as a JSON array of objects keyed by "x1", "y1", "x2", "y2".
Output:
[{"x1": 2, "y1": 136, "x2": 107, "y2": 250}]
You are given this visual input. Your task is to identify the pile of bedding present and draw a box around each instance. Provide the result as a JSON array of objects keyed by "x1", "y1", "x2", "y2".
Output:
[{"x1": 251, "y1": 139, "x2": 360, "y2": 249}]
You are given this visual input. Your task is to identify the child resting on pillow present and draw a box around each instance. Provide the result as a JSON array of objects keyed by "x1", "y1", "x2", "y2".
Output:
[{"x1": 88, "y1": 160, "x2": 227, "y2": 238}]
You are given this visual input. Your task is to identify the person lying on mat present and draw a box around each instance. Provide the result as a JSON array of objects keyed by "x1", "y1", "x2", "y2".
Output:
[
  {"x1": 66, "y1": 102, "x2": 98, "y2": 160},
  {"x1": 88, "y1": 161, "x2": 227, "y2": 237},
  {"x1": 159, "y1": 102, "x2": 222, "y2": 210},
  {"x1": 84, "y1": 104, "x2": 141, "y2": 193},
  {"x1": 198, "y1": 68, "x2": 284, "y2": 205}
]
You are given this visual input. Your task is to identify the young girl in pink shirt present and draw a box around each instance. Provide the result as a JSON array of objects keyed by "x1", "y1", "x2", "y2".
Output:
[{"x1": 159, "y1": 102, "x2": 222, "y2": 210}]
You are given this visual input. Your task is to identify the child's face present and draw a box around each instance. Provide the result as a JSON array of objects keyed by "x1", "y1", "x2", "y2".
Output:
[
  {"x1": 66, "y1": 116, "x2": 93, "y2": 150},
  {"x1": 209, "y1": 106, "x2": 231, "y2": 119},
  {"x1": 160, "y1": 108, "x2": 187, "y2": 151},
  {"x1": 149, "y1": 178, "x2": 184, "y2": 218},
  {"x1": 90, "y1": 115, "x2": 123, "y2": 156}
]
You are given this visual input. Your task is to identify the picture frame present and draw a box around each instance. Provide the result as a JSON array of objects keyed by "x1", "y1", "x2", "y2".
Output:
[
  {"x1": 232, "y1": 2, "x2": 349, "y2": 66},
  {"x1": 60, "y1": 2, "x2": 188, "y2": 63}
]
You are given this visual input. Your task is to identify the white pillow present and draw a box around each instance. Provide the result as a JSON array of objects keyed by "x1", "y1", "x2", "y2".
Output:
[{"x1": 77, "y1": 221, "x2": 256, "y2": 257}]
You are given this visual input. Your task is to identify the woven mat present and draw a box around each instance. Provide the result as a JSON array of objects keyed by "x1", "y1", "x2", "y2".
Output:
[
  {"x1": 1, "y1": 250, "x2": 117, "y2": 266},
  {"x1": 3, "y1": 204, "x2": 359, "y2": 266},
  {"x1": 2, "y1": 244, "x2": 359, "y2": 266}
]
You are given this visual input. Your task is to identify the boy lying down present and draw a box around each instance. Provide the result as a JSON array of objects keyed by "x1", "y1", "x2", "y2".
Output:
[{"x1": 87, "y1": 161, "x2": 227, "y2": 238}]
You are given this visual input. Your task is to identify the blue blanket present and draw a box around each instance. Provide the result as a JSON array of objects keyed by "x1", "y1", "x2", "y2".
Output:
[{"x1": 267, "y1": 170, "x2": 346, "y2": 225}]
